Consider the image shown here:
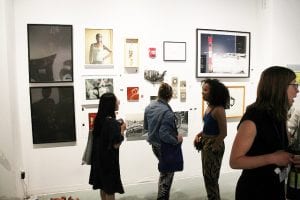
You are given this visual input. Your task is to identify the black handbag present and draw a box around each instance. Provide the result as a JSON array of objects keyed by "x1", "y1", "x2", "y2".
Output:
[
  {"x1": 158, "y1": 142, "x2": 183, "y2": 173},
  {"x1": 194, "y1": 136, "x2": 204, "y2": 152}
]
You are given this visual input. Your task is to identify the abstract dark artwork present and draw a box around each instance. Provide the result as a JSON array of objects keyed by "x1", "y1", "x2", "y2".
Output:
[
  {"x1": 30, "y1": 86, "x2": 76, "y2": 144},
  {"x1": 28, "y1": 24, "x2": 73, "y2": 83},
  {"x1": 196, "y1": 29, "x2": 250, "y2": 78}
]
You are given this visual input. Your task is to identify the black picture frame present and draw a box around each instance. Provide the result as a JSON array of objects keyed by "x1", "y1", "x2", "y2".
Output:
[
  {"x1": 196, "y1": 29, "x2": 250, "y2": 78},
  {"x1": 30, "y1": 86, "x2": 76, "y2": 144},
  {"x1": 163, "y1": 41, "x2": 186, "y2": 61},
  {"x1": 27, "y1": 24, "x2": 73, "y2": 83}
]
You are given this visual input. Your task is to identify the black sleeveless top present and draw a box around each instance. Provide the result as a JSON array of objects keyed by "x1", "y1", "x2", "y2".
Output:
[{"x1": 235, "y1": 107, "x2": 288, "y2": 200}]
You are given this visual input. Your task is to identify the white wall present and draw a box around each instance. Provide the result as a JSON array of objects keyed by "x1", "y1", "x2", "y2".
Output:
[{"x1": 3, "y1": 0, "x2": 300, "y2": 197}]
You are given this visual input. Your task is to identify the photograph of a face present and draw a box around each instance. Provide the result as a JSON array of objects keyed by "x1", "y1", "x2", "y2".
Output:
[
  {"x1": 196, "y1": 29, "x2": 250, "y2": 78},
  {"x1": 30, "y1": 86, "x2": 76, "y2": 144},
  {"x1": 85, "y1": 29, "x2": 113, "y2": 66},
  {"x1": 27, "y1": 24, "x2": 73, "y2": 83}
]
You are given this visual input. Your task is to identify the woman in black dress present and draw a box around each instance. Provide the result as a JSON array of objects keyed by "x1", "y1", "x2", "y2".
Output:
[
  {"x1": 89, "y1": 92, "x2": 126, "y2": 200},
  {"x1": 230, "y1": 66, "x2": 299, "y2": 200}
]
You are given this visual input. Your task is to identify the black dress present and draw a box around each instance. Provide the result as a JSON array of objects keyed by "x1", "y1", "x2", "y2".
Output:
[
  {"x1": 89, "y1": 117, "x2": 124, "y2": 194},
  {"x1": 235, "y1": 107, "x2": 289, "y2": 200}
]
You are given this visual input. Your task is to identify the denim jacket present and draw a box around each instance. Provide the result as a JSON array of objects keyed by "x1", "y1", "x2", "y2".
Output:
[{"x1": 144, "y1": 99, "x2": 178, "y2": 147}]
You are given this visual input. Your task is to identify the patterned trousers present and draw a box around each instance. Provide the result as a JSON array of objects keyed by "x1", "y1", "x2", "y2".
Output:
[
  {"x1": 152, "y1": 145, "x2": 174, "y2": 200},
  {"x1": 201, "y1": 137, "x2": 225, "y2": 200}
]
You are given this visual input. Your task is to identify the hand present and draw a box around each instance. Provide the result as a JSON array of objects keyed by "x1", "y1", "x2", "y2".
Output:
[
  {"x1": 193, "y1": 132, "x2": 202, "y2": 145},
  {"x1": 292, "y1": 155, "x2": 300, "y2": 168},
  {"x1": 271, "y1": 151, "x2": 293, "y2": 167},
  {"x1": 120, "y1": 122, "x2": 127, "y2": 136},
  {"x1": 177, "y1": 134, "x2": 183, "y2": 143}
]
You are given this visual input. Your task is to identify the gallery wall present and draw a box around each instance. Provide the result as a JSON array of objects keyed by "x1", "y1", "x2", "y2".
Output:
[{"x1": 2, "y1": 0, "x2": 300, "y2": 198}]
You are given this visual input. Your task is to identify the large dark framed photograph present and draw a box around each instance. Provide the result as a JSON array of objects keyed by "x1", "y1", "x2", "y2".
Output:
[
  {"x1": 30, "y1": 86, "x2": 76, "y2": 144},
  {"x1": 196, "y1": 29, "x2": 250, "y2": 78},
  {"x1": 27, "y1": 24, "x2": 73, "y2": 83}
]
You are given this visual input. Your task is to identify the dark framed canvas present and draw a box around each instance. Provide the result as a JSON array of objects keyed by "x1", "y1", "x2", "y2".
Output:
[
  {"x1": 27, "y1": 24, "x2": 73, "y2": 83},
  {"x1": 163, "y1": 41, "x2": 186, "y2": 61},
  {"x1": 196, "y1": 29, "x2": 250, "y2": 78},
  {"x1": 30, "y1": 86, "x2": 76, "y2": 144}
]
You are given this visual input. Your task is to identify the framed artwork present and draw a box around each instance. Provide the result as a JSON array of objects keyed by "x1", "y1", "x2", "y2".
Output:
[
  {"x1": 202, "y1": 86, "x2": 245, "y2": 118},
  {"x1": 163, "y1": 41, "x2": 186, "y2": 61},
  {"x1": 196, "y1": 29, "x2": 250, "y2": 78},
  {"x1": 125, "y1": 113, "x2": 146, "y2": 141},
  {"x1": 30, "y1": 86, "x2": 76, "y2": 144},
  {"x1": 174, "y1": 111, "x2": 188, "y2": 137},
  {"x1": 124, "y1": 38, "x2": 139, "y2": 68},
  {"x1": 85, "y1": 28, "x2": 113, "y2": 67},
  {"x1": 88, "y1": 112, "x2": 97, "y2": 131},
  {"x1": 27, "y1": 24, "x2": 73, "y2": 83},
  {"x1": 127, "y1": 87, "x2": 139, "y2": 101}
]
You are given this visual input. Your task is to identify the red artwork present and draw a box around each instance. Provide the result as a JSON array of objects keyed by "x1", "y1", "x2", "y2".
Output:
[
  {"x1": 148, "y1": 47, "x2": 156, "y2": 58},
  {"x1": 88, "y1": 113, "x2": 97, "y2": 130},
  {"x1": 127, "y1": 87, "x2": 139, "y2": 101}
]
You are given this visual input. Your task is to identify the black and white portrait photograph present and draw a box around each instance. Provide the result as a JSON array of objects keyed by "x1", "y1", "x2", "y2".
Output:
[
  {"x1": 175, "y1": 111, "x2": 188, "y2": 137},
  {"x1": 27, "y1": 24, "x2": 73, "y2": 83},
  {"x1": 30, "y1": 86, "x2": 76, "y2": 144}
]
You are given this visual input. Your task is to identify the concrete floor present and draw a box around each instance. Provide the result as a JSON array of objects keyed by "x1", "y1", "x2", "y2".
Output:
[{"x1": 38, "y1": 171, "x2": 240, "y2": 200}]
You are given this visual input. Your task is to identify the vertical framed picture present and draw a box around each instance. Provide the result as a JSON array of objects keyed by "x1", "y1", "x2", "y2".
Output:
[
  {"x1": 202, "y1": 86, "x2": 245, "y2": 118},
  {"x1": 30, "y1": 86, "x2": 76, "y2": 144},
  {"x1": 196, "y1": 29, "x2": 250, "y2": 78},
  {"x1": 124, "y1": 38, "x2": 139, "y2": 68},
  {"x1": 27, "y1": 24, "x2": 73, "y2": 83},
  {"x1": 163, "y1": 41, "x2": 186, "y2": 61},
  {"x1": 85, "y1": 28, "x2": 113, "y2": 67},
  {"x1": 88, "y1": 112, "x2": 97, "y2": 131}
]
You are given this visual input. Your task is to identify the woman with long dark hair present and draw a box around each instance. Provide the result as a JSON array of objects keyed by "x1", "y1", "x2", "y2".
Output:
[{"x1": 89, "y1": 92, "x2": 126, "y2": 200}]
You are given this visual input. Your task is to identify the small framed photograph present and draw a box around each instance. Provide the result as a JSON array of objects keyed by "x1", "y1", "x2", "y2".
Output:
[
  {"x1": 124, "y1": 38, "x2": 139, "y2": 68},
  {"x1": 85, "y1": 28, "x2": 113, "y2": 67},
  {"x1": 27, "y1": 24, "x2": 73, "y2": 83},
  {"x1": 88, "y1": 112, "x2": 97, "y2": 131},
  {"x1": 163, "y1": 41, "x2": 186, "y2": 61},
  {"x1": 202, "y1": 86, "x2": 245, "y2": 118},
  {"x1": 127, "y1": 87, "x2": 139, "y2": 101},
  {"x1": 196, "y1": 29, "x2": 250, "y2": 78},
  {"x1": 30, "y1": 86, "x2": 76, "y2": 144}
]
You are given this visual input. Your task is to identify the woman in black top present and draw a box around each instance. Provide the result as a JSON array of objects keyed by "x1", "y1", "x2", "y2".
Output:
[
  {"x1": 89, "y1": 92, "x2": 126, "y2": 200},
  {"x1": 230, "y1": 66, "x2": 299, "y2": 200}
]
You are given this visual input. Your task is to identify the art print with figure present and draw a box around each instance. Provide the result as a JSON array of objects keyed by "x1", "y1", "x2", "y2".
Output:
[
  {"x1": 27, "y1": 24, "x2": 73, "y2": 83},
  {"x1": 196, "y1": 29, "x2": 250, "y2": 78},
  {"x1": 85, "y1": 28, "x2": 113, "y2": 67},
  {"x1": 30, "y1": 86, "x2": 76, "y2": 144}
]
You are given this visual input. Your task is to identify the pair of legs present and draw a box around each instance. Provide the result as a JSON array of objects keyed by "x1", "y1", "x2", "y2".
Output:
[
  {"x1": 152, "y1": 145, "x2": 174, "y2": 200},
  {"x1": 201, "y1": 138, "x2": 225, "y2": 200},
  {"x1": 100, "y1": 190, "x2": 115, "y2": 200}
]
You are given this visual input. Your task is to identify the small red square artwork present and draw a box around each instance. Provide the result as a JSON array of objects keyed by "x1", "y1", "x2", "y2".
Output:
[
  {"x1": 88, "y1": 113, "x2": 97, "y2": 130},
  {"x1": 127, "y1": 87, "x2": 139, "y2": 101}
]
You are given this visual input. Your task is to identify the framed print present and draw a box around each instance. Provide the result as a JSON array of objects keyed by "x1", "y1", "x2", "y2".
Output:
[
  {"x1": 30, "y1": 86, "x2": 76, "y2": 144},
  {"x1": 27, "y1": 24, "x2": 73, "y2": 83},
  {"x1": 174, "y1": 111, "x2": 188, "y2": 136},
  {"x1": 163, "y1": 41, "x2": 186, "y2": 61},
  {"x1": 125, "y1": 38, "x2": 139, "y2": 68},
  {"x1": 125, "y1": 113, "x2": 146, "y2": 141},
  {"x1": 202, "y1": 86, "x2": 245, "y2": 118},
  {"x1": 127, "y1": 87, "x2": 139, "y2": 101},
  {"x1": 85, "y1": 28, "x2": 113, "y2": 67},
  {"x1": 196, "y1": 29, "x2": 250, "y2": 78}
]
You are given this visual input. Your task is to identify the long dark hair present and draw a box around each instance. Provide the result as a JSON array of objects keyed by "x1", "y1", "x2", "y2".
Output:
[
  {"x1": 93, "y1": 92, "x2": 117, "y2": 133},
  {"x1": 250, "y1": 66, "x2": 296, "y2": 121},
  {"x1": 202, "y1": 79, "x2": 230, "y2": 109}
]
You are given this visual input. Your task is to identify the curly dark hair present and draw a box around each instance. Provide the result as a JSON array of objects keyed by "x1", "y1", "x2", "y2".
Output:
[{"x1": 202, "y1": 79, "x2": 230, "y2": 109}]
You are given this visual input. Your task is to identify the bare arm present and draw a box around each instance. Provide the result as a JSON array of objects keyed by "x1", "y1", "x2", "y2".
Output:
[
  {"x1": 230, "y1": 120, "x2": 292, "y2": 169},
  {"x1": 89, "y1": 44, "x2": 94, "y2": 64},
  {"x1": 213, "y1": 107, "x2": 227, "y2": 146}
]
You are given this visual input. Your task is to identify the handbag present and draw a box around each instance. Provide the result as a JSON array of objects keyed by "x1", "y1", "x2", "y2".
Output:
[
  {"x1": 194, "y1": 136, "x2": 204, "y2": 152},
  {"x1": 158, "y1": 142, "x2": 183, "y2": 173},
  {"x1": 82, "y1": 130, "x2": 93, "y2": 165}
]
